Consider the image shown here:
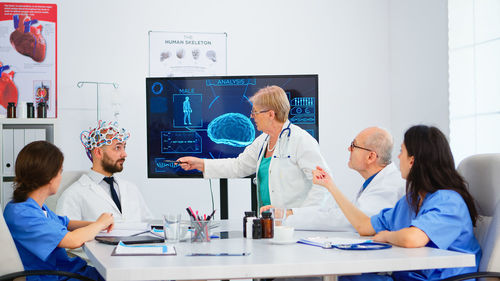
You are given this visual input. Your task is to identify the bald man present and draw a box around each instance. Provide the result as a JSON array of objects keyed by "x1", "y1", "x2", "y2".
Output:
[{"x1": 284, "y1": 127, "x2": 405, "y2": 231}]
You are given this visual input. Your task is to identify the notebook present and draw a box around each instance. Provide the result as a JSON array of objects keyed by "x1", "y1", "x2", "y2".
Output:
[{"x1": 95, "y1": 235, "x2": 165, "y2": 245}]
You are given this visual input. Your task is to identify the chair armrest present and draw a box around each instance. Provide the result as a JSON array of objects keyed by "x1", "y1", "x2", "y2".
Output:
[
  {"x1": 441, "y1": 271, "x2": 500, "y2": 281},
  {"x1": 0, "y1": 270, "x2": 96, "y2": 281}
]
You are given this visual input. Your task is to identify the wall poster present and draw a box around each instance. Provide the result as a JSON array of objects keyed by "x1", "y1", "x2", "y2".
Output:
[
  {"x1": 0, "y1": 2, "x2": 57, "y2": 118},
  {"x1": 149, "y1": 31, "x2": 227, "y2": 77}
]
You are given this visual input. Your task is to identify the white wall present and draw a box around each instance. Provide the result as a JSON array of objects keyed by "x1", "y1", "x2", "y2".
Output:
[
  {"x1": 10, "y1": 0, "x2": 449, "y2": 219},
  {"x1": 388, "y1": 0, "x2": 450, "y2": 150}
]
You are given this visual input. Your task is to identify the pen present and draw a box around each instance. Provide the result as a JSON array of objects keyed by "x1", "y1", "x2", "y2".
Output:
[
  {"x1": 206, "y1": 209, "x2": 216, "y2": 221},
  {"x1": 187, "y1": 252, "x2": 250, "y2": 256},
  {"x1": 129, "y1": 230, "x2": 150, "y2": 237},
  {"x1": 163, "y1": 160, "x2": 185, "y2": 164}
]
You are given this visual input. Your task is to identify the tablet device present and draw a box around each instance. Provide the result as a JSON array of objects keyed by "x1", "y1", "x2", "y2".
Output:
[{"x1": 95, "y1": 235, "x2": 165, "y2": 245}]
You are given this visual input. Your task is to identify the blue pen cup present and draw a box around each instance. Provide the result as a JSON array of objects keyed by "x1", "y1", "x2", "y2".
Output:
[{"x1": 191, "y1": 219, "x2": 211, "y2": 242}]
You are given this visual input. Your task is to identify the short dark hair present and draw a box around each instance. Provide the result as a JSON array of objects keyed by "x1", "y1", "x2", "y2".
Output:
[
  {"x1": 13, "y1": 141, "x2": 64, "y2": 202},
  {"x1": 404, "y1": 125, "x2": 478, "y2": 226}
]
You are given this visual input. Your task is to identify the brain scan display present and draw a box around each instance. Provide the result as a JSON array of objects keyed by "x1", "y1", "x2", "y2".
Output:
[
  {"x1": 146, "y1": 75, "x2": 318, "y2": 178},
  {"x1": 207, "y1": 113, "x2": 255, "y2": 147}
]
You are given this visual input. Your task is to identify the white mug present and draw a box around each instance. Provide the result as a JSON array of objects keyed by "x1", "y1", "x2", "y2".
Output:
[{"x1": 274, "y1": 225, "x2": 294, "y2": 242}]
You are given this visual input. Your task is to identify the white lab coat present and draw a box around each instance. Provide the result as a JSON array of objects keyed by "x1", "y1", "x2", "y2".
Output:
[
  {"x1": 286, "y1": 162, "x2": 406, "y2": 231},
  {"x1": 56, "y1": 172, "x2": 153, "y2": 222},
  {"x1": 204, "y1": 120, "x2": 332, "y2": 209}
]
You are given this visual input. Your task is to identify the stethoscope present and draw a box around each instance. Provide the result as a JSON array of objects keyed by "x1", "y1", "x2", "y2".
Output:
[
  {"x1": 257, "y1": 122, "x2": 292, "y2": 160},
  {"x1": 298, "y1": 240, "x2": 392, "y2": 250}
]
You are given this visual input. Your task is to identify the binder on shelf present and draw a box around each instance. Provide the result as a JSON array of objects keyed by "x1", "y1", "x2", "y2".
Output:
[
  {"x1": 13, "y1": 129, "x2": 25, "y2": 165},
  {"x1": 2, "y1": 129, "x2": 14, "y2": 176}
]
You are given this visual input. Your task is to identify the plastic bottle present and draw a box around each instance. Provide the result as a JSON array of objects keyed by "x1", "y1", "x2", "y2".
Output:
[
  {"x1": 252, "y1": 219, "x2": 262, "y2": 239},
  {"x1": 246, "y1": 216, "x2": 256, "y2": 239},
  {"x1": 27, "y1": 102, "x2": 34, "y2": 118},
  {"x1": 243, "y1": 211, "x2": 256, "y2": 238},
  {"x1": 37, "y1": 102, "x2": 47, "y2": 118},
  {"x1": 7, "y1": 102, "x2": 16, "y2": 118},
  {"x1": 261, "y1": 211, "x2": 274, "y2": 238}
]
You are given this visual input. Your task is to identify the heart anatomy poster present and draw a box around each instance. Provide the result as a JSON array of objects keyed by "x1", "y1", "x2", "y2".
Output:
[
  {"x1": 149, "y1": 31, "x2": 227, "y2": 77},
  {"x1": 0, "y1": 3, "x2": 57, "y2": 117}
]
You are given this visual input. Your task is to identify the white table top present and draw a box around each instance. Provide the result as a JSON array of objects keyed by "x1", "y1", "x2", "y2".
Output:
[{"x1": 84, "y1": 223, "x2": 476, "y2": 280}]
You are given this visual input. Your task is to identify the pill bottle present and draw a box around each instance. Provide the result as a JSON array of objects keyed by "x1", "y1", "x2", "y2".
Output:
[
  {"x1": 27, "y1": 102, "x2": 35, "y2": 118},
  {"x1": 37, "y1": 102, "x2": 47, "y2": 118},
  {"x1": 252, "y1": 219, "x2": 262, "y2": 239},
  {"x1": 246, "y1": 216, "x2": 257, "y2": 239},
  {"x1": 7, "y1": 102, "x2": 16, "y2": 118},
  {"x1": 243, "y1": 211, "x2": 256, "y2": 238},
  {"x1": 261, "y1": 211, "x2": 274, "y2": 238}
]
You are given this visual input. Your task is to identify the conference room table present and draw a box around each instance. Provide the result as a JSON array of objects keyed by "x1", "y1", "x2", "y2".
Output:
[{"x1": 83, "y1": 220, "x2": 476, "y2": 281}]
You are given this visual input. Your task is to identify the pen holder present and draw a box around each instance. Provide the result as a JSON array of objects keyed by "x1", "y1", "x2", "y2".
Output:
[{"x1": 190, "y1": 219, "x2": 211, "y2": 243}]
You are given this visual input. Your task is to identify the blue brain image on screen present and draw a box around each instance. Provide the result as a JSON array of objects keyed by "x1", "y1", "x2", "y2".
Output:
[{"x1": 207, "y1": 113, "x2": 255, "y2": 147}]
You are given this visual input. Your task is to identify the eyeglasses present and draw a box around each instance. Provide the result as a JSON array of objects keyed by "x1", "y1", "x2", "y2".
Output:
[
  {"x1": 350, "y1": 140, "x2": 373, "y2": 152},
  {"x1": 250, "y1": 109, "x2": 270, "y2": 117}
]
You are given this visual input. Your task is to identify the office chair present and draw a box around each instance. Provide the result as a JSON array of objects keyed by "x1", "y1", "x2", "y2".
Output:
[
  {"x1": 45, "y1": 170, "x2": 86, "y2": 211},
  {"x1": 442, "y1": 153, "x2": 500, "y2": 281},
  {"x1": 0, "y1": 212, "x2": 94, "y2": 281}
]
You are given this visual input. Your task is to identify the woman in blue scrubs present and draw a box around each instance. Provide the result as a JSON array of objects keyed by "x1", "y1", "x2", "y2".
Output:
[
  {"x1": 313, "y1": 125, "x2": 481, "y2": 281},
  {"x1": 3, "y1": 141, "x2": 114, "y2": 281}
]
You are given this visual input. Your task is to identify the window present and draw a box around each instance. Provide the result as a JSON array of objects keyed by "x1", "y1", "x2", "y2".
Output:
[{"x1": 449, "y1": 0, "x2": 500, "y2": 164}]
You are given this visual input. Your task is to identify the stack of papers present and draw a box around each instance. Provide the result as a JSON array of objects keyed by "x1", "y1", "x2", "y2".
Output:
[{"x1": 113, "y1": 241, "x2": 176, "y2": 256}]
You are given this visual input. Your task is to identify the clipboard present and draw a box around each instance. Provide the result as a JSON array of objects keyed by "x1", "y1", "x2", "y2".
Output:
[{"x1": 111, "y1": 242, "x2": 177, "y2": 256}]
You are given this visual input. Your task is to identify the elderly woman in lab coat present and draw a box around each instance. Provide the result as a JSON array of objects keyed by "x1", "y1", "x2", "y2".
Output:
[{"x1": 178, "y1": 85, "x2": 331, "y2": 216}]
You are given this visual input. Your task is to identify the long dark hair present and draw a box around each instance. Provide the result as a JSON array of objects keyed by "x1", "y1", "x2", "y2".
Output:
[
  {"x1": 13, "y1": 141, "x2": 64, "y2": 202},
  {"x1": 404, "y1": 125, "x2": 478, "y2": 226}
]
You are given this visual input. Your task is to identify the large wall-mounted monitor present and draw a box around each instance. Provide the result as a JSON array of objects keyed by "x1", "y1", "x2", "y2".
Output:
[{"x1": 146, "y1": 75, "x2": 318, "y2": 178}]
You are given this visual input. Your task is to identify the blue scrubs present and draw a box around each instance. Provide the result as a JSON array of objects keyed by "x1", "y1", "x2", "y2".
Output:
[
  {"x1": 3, "y1": 198, "x2": 103, "y2": 281},
  {"x1": 368, "y1": 190, "x2": 481, "y2": 281}
]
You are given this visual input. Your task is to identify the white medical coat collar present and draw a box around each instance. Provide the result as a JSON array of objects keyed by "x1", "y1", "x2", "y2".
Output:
[
  {"x1": 356, "y1": 162, "x2": 399, "y2": 198},
  {"x1": 77, "y1": 172, "x2": 124, "y2": 214},
  {"x1": 258, "y1": 120, "x2": 292, "y2": 160}
]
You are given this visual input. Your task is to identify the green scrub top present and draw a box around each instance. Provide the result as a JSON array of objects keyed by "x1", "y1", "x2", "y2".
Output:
[{"x1": 257, "y1": 156, "x2": 272, "y2": 208}]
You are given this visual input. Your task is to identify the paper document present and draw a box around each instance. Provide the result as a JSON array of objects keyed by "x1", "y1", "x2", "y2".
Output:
[{"x1": 114, "y1": 241, "x2": 176, "y2": 255}]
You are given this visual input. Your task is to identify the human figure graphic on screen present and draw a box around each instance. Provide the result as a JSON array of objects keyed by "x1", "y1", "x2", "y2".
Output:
[
  {"x1": 57, "y1": 120, "x2": 153, "y2": 222},
  {"x1": 183, "y1": 96, "x2": 192, "y2": 125},
  {"x1": 178, "y1": 85, "x2": 332, "y2": 218}
]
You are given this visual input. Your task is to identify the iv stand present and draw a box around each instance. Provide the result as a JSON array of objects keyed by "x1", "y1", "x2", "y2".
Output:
[{"x1": 76, "y1": 81, "x2": 119, "y2": 121}]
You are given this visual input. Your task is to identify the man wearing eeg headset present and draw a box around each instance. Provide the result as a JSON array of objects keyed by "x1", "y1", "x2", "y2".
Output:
[
  {"x1": 57, "y1": 120, "x2": 153, "y2": 222},
  {"x1": 178, "y1": 85, "x2": 333, "y2": 221}
]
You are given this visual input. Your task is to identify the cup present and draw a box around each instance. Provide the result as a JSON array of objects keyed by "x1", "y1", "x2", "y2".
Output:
[
  {"x1": 274, "y1": 225, "x2": 295, "y2": 242},
  {"x1": 271, "y1": 207, "x2": 288, "y2": 227},
  {"x1": 190, "y1": 219, "x2": 211, "y2": 242},
  {"x1": 163, "y1": 214, "x2": 181, "y2": 243}
]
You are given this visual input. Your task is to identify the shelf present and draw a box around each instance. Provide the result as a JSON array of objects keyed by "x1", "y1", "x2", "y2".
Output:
[{"x1": 0, "y1": 118, "x2": 57, "y2": 125}]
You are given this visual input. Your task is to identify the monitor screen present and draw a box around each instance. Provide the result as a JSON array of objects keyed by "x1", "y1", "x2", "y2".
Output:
[{"x1": 146, "y1": 75, "x2": 318, "y2": 178}]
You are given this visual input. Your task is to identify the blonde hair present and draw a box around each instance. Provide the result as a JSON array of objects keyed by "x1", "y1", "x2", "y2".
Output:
[{"x1": 249, "y1": 85, "x2": 290, "y2": 123}]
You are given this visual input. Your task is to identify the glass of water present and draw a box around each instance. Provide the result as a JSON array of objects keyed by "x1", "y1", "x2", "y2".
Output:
[{"x1": 163, "y1": 214, "x2": 181, "y2": 243}]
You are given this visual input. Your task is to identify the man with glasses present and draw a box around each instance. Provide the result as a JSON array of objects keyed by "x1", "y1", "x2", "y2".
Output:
[{"x1": 285, "y1": 127, "x2": 405, "y2": 231}]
